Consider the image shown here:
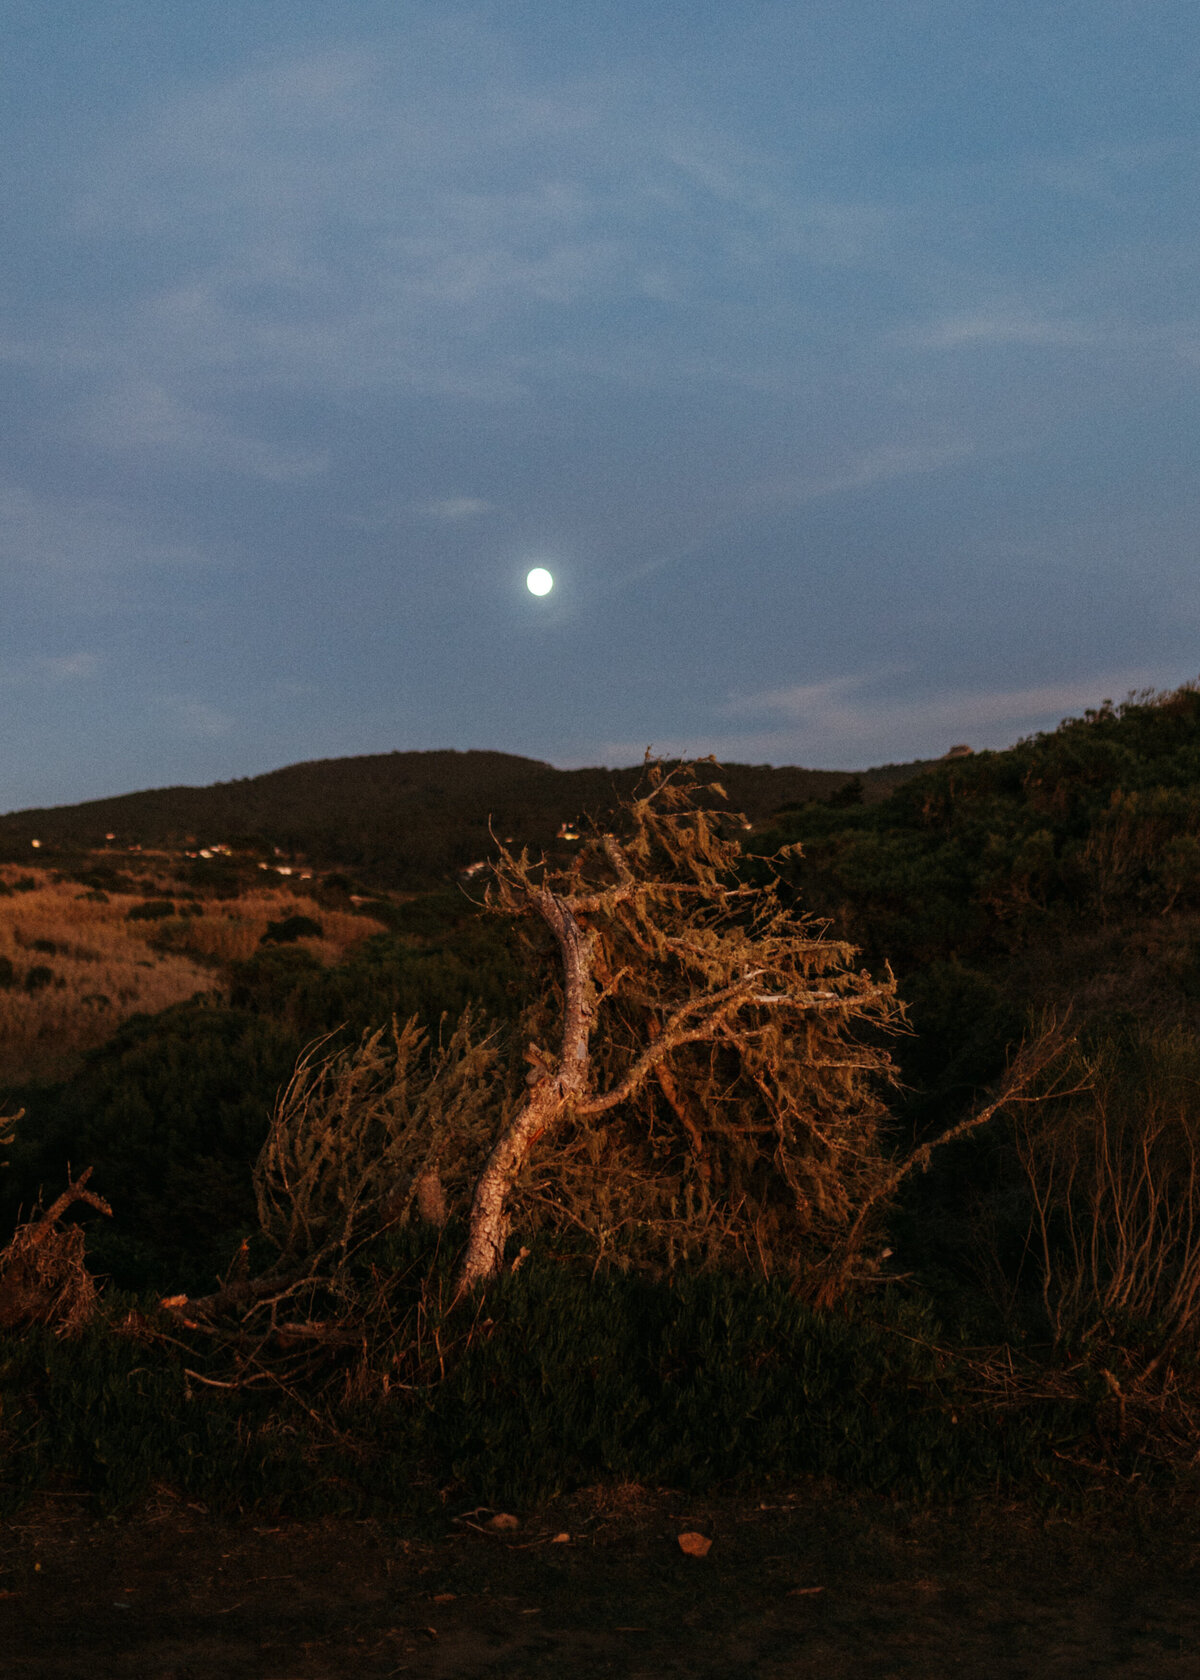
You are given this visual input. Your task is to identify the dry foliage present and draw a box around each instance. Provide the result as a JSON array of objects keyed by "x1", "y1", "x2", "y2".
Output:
[
  {"x1": 0, "y1": 869, "x2": 385, "y2": 1083},
  {"x1": 455, "y1": 760, "x2": 907, "y2": 1294},
  {"x1": 0, "y1": 1167, "x2": 112, "y2": 1335},
  {"x1": 149, "y1": 891, "x2": 385, "y2": 967},
  {"x1": 452, "y1": 765, "x2": 1076, "y2": 1298},
  {"x1": 255, "y1": 1010, "x2": 501, "y2": 1269},
  {"x1": 156, "y1": 1013, "x2": 501, "y2": 1381},
  {"x1": 0, "y1": 869, "x2": 215, "y2": 1082},
  {"x1": 1014, "y1": 1025, "x2": 1200, "y2": 1367}
]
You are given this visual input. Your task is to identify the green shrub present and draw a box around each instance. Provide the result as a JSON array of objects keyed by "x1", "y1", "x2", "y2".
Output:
[
  {"x1": 261, "y1": 913, "x2": 324, "y2": 944},
  {"x1": 0, "y1": 1263, "x2": 1094, "y2": 1517},
  {"x1": 432, "y1": 1265, "x2": 1086, "y2": 1506},
  {"x1": 1, "y1": 1004, "x2": 301, "y2": 1291},
  {"x1": 126, "y1": 899, "x2": 175, "y2": 921},
  {"x1": 229, "y1": 925, "x2": 526, "y2": 1042}
]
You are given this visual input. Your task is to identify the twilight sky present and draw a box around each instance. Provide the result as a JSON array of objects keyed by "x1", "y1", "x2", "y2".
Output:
[{"x1": 4, "y1": 1, "x2": 1200, "y2": 810}]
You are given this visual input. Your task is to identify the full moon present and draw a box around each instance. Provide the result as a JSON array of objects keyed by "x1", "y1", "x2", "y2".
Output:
[{"x1": 526, "y1": 567, "x2": 554, "y2": 596}]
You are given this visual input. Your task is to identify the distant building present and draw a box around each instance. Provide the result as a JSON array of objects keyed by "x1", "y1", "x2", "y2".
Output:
[{"x1": 943, "y1": 744, "x2": 973, "y2": 759}]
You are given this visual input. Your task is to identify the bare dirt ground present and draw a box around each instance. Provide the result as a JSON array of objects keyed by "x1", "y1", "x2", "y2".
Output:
[{"x1": 3, "y1": 1483, "x2": 1198, "y2": 1678}]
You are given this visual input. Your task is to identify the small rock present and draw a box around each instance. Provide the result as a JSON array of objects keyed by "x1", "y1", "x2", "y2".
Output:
[
  {"x1": 676, "y1": 1531, "x2": 712, "y2": 1558},
  {"x1": 487, "y1": 1512, "x2": 520, "y2": 1532}
]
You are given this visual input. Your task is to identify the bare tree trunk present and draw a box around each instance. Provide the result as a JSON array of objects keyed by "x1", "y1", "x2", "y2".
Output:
[{"x1": 455, "y1": 887, "x2": 595, "y2": 1294}]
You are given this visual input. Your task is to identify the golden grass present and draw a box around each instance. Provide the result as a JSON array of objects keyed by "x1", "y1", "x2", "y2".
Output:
[
  {"x1": 147, "y1": 890, "x2": 386, "y2": 968},
  {"x1": 0, "y1": 869, "x2": 386, "y2": 1087}
]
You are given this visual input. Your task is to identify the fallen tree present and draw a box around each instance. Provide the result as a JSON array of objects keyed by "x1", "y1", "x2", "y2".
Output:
[
  {"x1": 455, "y1": 760, "x2": 905, "y2": 1295},
  {"x1": 161, "y1": 763, "x2": 1072, "y2": 1364}
]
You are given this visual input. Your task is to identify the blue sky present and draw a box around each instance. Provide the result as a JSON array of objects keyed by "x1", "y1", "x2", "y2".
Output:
[{"x1": 3, "y1": 1, "x2": 1199, "y2": 808}]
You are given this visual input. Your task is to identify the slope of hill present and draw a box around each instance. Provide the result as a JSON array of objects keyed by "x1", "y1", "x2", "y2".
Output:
[
  {"x1": 8, "y1": 685, "x2": 1200, "y2": 1501},
  {"x1": 0, "y1": 748, "x2": 940, "y2": 887}
]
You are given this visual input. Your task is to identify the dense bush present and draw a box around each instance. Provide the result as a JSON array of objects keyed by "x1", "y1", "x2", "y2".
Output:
[
  {"x1": 260, "y1": 913, "x2": 324, "y2": 944},
  {"x1": 764, "y1": 687, "x2": 1200, "y2": 972},
  {"x1": 2, "y1": 1005, "x2": 301, "y2": 1291},
  {"x1": 126, "y1": 899, "x2": 175, "y2": 921},
  {"x1": 229, "y1": 922, "x2": 527, "y2": 1042}
]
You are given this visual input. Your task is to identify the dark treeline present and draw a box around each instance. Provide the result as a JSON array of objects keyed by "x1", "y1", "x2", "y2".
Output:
[{"x1": 761, "y1": 684, "x2": 1200, "y2": 1102}]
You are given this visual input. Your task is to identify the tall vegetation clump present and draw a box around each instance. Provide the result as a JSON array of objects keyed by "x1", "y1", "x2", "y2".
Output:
[
  {"x1": 176, "y1": 759, "x2": 1070, "y2": 1374},
  {"x1": 1013, "y1": 1023, "x2": 1200, "y2": 1362},
  {"x1": 455, "y1": 761, "x2": 906, "y2": 1294},
  {"x1": 255, "y1": 1012, "x2": 501, "y2": 1277},
  {"x1": 764, "y1": 683, "x2": 1200, "y2": 974},
  {"x1": 234, "y1": 763, "x2": 908, "y2": 1309}
]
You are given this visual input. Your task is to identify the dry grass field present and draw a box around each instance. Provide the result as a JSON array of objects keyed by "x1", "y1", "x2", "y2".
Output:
[{"x1": 0, "y1": 867, "x2": 387, "y2": 1086}]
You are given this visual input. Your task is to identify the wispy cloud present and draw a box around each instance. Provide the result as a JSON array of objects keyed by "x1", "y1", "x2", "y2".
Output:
[
  {"x1": 596, "y1": 669, "x2": 1167, "y2": 770},
  {"x1": 39, "y1": 652, "x2": 100, "y2": 681},
  {"x1": 0, "y1": 486, "x2": 211, "y2": 580},
  {"x1": 751, "y1": 439, "x2": 975, "y2": 506},
  {"x1": 163, "y1": 698, "x2": 236, "y2": 740},
  {"x1": 713, "y1": 671, "x2": 1164, "y2": 762},
  {"x1": 1031, "y1": 139, "x2": 1191, "y2": 207},
  {"x1": 81, "y1": 380, "x2": 329, "y2": 481},
  {"x1": 900, "y1": 309, "x2": 1102, "y2": 351},
  {"x1": 4, "y1": 28, "x2": 900, "y2": 453},
  {"x1": 0, "y1": 652, "x2": 100, "y2": 687},
  {"x1": 420, "y1": 496, "x2": 492, "y2": 521}
]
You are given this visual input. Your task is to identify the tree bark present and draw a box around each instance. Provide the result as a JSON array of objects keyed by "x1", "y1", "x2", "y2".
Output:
[{"x1": 455, "y1": 886, "x2": 596, "y2": 1294}]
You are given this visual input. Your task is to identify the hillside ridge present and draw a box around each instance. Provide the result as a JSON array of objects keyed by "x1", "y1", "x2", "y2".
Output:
[{"x1": 0, "y1": 746, "x2": 942, "y2": 886}]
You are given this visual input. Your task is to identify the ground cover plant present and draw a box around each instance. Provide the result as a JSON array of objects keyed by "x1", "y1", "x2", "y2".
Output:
[{"x1": 0, "y1": 1259, "x2": 1097, "y2": 1519}]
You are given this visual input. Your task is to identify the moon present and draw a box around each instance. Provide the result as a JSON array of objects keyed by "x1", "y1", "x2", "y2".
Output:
[{"x1": 526, "y1": 567, "x2": 554, "y2": 596}]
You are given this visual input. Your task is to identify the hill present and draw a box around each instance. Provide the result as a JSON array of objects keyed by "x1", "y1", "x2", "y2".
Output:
[
  {"x1": 0, "y1": 747, "x2": 940, "y2": 887},
  {"x1": 8, "y1": 686, "x2": 1200, "y2": 1514}
]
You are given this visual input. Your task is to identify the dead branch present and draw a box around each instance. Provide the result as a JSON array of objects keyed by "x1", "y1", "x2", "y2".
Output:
[
  {"x1": 0, "y1": 1167, "x2": 113, "y2": 1335},
  {"x1": 812, "y1": 1020, "x2": 1076, "y2": 1308}
]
